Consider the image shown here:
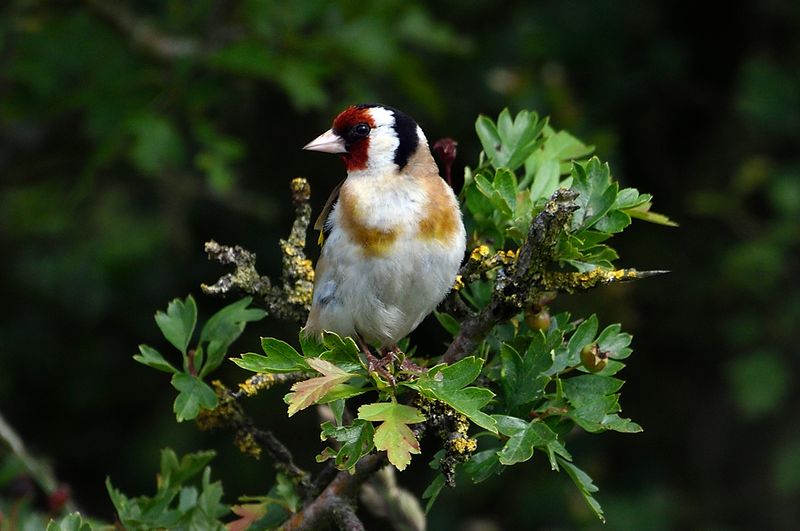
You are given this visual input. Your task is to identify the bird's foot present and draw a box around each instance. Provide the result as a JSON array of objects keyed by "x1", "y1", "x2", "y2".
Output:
[
  {"x1": 381, "y1": 344, "x2": 425, "y2": 375},
  {"x1": 357, "y1": 336, "x2": 396, "y2": 386}
]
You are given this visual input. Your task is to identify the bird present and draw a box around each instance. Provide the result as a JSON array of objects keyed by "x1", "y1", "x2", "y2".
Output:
[{"x1": 302, "y1": 104, "x2": 466, "y2": 358}]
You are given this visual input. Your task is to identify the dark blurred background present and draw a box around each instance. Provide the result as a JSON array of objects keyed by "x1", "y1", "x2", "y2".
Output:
[{"x1": 1, "y1": 0, "x2": 799, "y2": 529}]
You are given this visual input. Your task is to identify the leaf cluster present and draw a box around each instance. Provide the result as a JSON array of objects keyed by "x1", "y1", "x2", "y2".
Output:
[
  {"x1": 135, "y1": 296, "x2": 266, "y2": 421},
  {"x1": 106, "y1": 450, "x2": 227, "y2": 530}
]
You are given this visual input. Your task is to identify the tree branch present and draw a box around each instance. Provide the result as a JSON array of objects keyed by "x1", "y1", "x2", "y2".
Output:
[
  {"x1": 197, "y1": 379, "x2": 311, "y2": 492},
  {"x1": 443, "y1": 189, "x2": 579, "y2": 364},
  {"x1": 83, "y1": 0, "x2": 202, "y2": 60},
  {"x1": 279, "y1": 453, "x2": 387, "y2": 531}
]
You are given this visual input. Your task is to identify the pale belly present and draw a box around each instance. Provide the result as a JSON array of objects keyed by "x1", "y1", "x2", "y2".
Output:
[{"x1": 309, "y1": 227, "x2": 464, "y2": 346}]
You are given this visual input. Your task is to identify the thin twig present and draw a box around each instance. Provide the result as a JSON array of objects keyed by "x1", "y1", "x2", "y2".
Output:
[
  {"x1": 203, "y1": 178, "x2": 315, "y2": 323},
  {"x1": 0, "y1": 411, "x2": 77, "y2": 513},
  {"x1": 83, "y1": 0, "x2": 202, "y2": 60}
]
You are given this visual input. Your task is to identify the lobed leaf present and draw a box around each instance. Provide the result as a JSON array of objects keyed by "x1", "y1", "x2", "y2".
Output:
[
  {"x1": 231, "y1": 338, "x2": 308, "y2": 374},
  {"x1": 357, "y1": 401, "x2": 426, "y2": 471},
  {"x1": 171, "y1": 374, "x2": 218, "y2": 422},
  {"x1": 284, "y1": 358, "x2": 355, "y2": 416},
  {"x1": 409, "y1": 357, "x2": 497, "y2": 433},
  {"x1": 155, "y1": 295, "x2": 197, "y2": 355},
  {"x1": 316, "y1": 420, "x2": 375, "y2": 471}
]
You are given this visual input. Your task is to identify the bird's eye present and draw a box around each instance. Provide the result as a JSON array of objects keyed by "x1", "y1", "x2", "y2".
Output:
[{"x1": 353, "y1": 123, "x2": 371, "y2": 137}]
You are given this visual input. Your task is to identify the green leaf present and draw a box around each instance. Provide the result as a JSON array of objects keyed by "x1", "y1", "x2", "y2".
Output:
[
  {"x1": 299, "y1": 329, "x2": 326, "y2": 357},
  {"x1": 594, "y1": 209, "x2": 632, "y2": 233},
  {"x1": 317, "y1": 383, "x2": 369, "y2": 404},
  {"x1": 316, "y1": 420, "x2": 375, "y2": 471},
  {"x1": 232, "y1": 338, "x2": 309, "y2": 373},
  {"x1": 171, "y1": 373, "x2": 218, "y2": 422},
  {"x1": 475, "y1": 115, "x2": 502, "y2": 167},
  {"x1": 358, "y1": 401, "x2": 426, "y2": 471},
  {"x1": 614, "y1": 188, "x2": 651, "y2": 209},
  {"x1": 47, "y1": 513, "x2": 93, "y2": 531},
  {"x1": 493, "y1": 168, "x2": 517, "y2": 215},
  {"x1": 566, "y1": 315, "x2": 599, "y2": 366},
  {"x1": 473, "y1": 172, "x2": 495, "y2": 200},
  {"x1": 463, "y1": 449, "x2": 503, "y2": 483},
  {"x1": 284, "y1": 358, "x2": 355, "y2": 416},
  {"x1": 624, "y1": 201, "x2": 678, "y2": 226},
  {"x1": 198, "y1": 297, "x2": 266, "y2": 377},
  {"x1": 134, "y1": 344, "x2": 178, "y2": 374},
  {"x1": 422, "y1": 474, "x2": 446, "y2": 514},
  {"x1": 562, "y1": 374, "x2": 641, "y2": 433},
  {"x1": 571, "y1": 158, "x2": 617, "y2": 231},
  {"x1": 558, "y1": 457, "x2": 605, "y2": 522},
  {"x1": 596, "y1": 324, "x2": 633, "y2": 360},
  {"x1": 494, "y1": 415, "x2": 570, "y2": 468},
  {"x1": 530, "y1": 158, "x2": 560, "y2": 202},
  {"x1": 409, "y1": 357, "x2": 497, "y2": 434},
  {"x1": 500, "y1": 342, "x2": 552, "y2": 411},
  {"x1": 319, "y1": 332, "x2": 364, "y2": 373},
  {"x1": 434, "y1": 311, "x2": 460, "y2": 336},
  {"x1": 155, "y1": 295, "x2": 197, "y2": 355}
]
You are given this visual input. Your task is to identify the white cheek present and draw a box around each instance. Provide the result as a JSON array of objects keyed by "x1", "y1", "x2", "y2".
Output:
[{"x1": 366, "y1": 134, "x2": 399, "y2": 170}]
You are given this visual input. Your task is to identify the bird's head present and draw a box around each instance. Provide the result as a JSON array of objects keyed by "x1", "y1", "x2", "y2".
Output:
[{"x1": 303, "y1": 104, "x2": 425, "y2": 174}]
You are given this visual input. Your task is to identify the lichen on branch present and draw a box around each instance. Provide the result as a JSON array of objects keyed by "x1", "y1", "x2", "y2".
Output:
[{"x1": 202, "y1": 177, "x2": 315, "y2": 323}]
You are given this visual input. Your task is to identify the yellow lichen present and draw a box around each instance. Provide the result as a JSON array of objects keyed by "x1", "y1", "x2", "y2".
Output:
[
  {"x1": 238, "y1": 373, "x2": 279, "y2": 397},
  {"x1": 470, "y1": 245, "x2": 491, "y2": 261},
  {"x1": 235, "y1": 430, "x2": 262, "y2": 459},
  {"x1": 450, "y1": 437, "x2": 478, "y2": 454},
  {"x1": 196, "y1": 380, "x2": 239, "y2": 431}
]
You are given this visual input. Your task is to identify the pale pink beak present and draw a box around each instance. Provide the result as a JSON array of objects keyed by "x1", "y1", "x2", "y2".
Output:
[{"x1": 303, "y1": 129, "x2": 347, "y2": 154}]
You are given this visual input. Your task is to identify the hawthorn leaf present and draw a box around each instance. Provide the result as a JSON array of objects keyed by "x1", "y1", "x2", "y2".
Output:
[
  {"x1": 319, "y1": 332, "x2": 363, "y2": 373},
  {"x1": 422, "y1": 474, "x2": 446, "y2": 514},
  {"x1": 562, "y1": 374, "x2": 641, "y2": 433},
  {"x1": 494, "y1": 415, "x2": 571, "y2": 469},
  {"x1": 500, "y1": 342, "x2": 551, "y2": 411},
  {"x1": 558, "y1": 457, "x2": 605, "y2": 523},
  {"x1": 567, "y1": 315, "x2": 599, "y2": 365},
  {"x1": 198, "y1": 297, "x2": 266, "y2": 376},
  {"x1": 171, "y1": 373, "x2": 217, "y2": 422},
  {"x1": 316, "y1": 420, "x2": 375, "y2": 471},
  {"x1": 285, "y1": 358, "x2": 355, "y2": 416},
  {"x1": 624, "y1": 201, "x2": 678, "y2": 226},
  {"x1": 463, "y1": 449, "x2": 503, "y2": 483},
  {"x1": 155, "y1": 295, "x2": 197, "y2": 355},
  {"x1": 231, "y1": 338, "x2": 308, "y2": 374},
  {"x1": 357, "y1": 401, "x2": 426, "y2": 471},
  {"x1": 134, "y1": 344, "x2": 178, "y2": 374},
  {"x1": 409, "y1": 357, "x2": 497, "y2": 434},
  {"x1": 434, "y1": 311, "x2": 460, "y2": 336}
]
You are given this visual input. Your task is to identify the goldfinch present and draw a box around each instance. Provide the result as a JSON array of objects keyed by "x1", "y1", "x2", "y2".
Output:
[{"x1": 302, "y1": 104, "x2": 466, "y2": 352}]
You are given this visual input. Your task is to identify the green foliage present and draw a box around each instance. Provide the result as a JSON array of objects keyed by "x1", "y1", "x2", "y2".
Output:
[
  {"x1": 465, "y1": 109, "x2": 674, "y2": 261},
  {"x1": 46, "y1": 513, "x2": 96, "y2": 531},
  {"x1": 106, "y1": 450, "x2": 227, "y2": 530},
  {"x1": 317, "y1": 420, "x2": 375, "y2": 470},
  {"x1": 407, "y1": 357, "x2": 497, "y2": 434},
  {"x1": 136, "y1": 296, "x2": 266, "y2": 421},
  {"x1": 122, "y1": 108, "x2": 666, "y2": 526}
]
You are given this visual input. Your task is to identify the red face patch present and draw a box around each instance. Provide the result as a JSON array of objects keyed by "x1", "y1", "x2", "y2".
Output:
[{"x1": 332, "y1": 106, "x2": 375, "y2": 172}]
